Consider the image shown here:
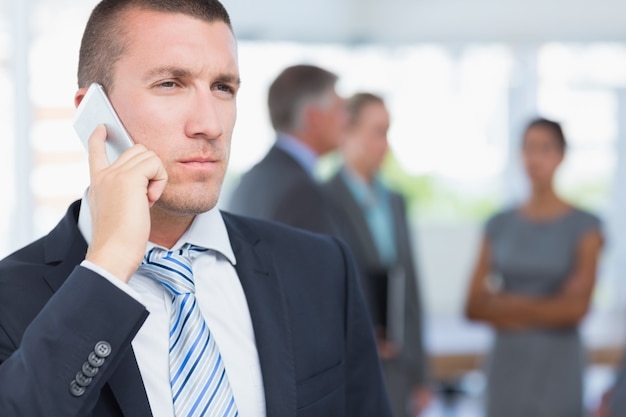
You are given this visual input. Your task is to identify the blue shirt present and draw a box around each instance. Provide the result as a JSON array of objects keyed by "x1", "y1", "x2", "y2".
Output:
[
  {"x1": 341, "y1": 168, "x2": 397, "y2": 266},
  {"x1": 275, "y1": 132, "x2": 318, "y2": 178}
]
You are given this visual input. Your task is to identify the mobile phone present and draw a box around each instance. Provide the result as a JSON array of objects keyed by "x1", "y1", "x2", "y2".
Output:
[{"x1": 73, "y1": 83, "x2": 134, "y2": 164}]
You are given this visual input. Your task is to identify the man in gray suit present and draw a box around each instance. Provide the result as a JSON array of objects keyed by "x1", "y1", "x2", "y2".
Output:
[
  {"x1": 227, "y1": 64, "x2": 347, "y2": 235},
  {"x1": 324, "y1": 93, "x2": 432, "y2": 416}
]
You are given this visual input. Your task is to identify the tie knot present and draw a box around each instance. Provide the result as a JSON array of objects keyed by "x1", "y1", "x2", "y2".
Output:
[{"x1": 140, "y1": 243, "x2": 208, "y2": 296}]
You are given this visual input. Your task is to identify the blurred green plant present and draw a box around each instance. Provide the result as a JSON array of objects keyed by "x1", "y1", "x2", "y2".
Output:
[
  {"x1": 303, "y1": 149, "x2": 608, "y2": 225},
  {"x1": 380, "y1": 151, "x2": 501, "y2": 224}
]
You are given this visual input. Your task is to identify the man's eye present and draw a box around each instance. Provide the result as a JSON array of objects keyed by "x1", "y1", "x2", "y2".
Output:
[
  {"x1": 215, "y1": 84, "x2": 234, "y2": 94},
  {"x1": 158, "y1": 81, "x2": 177, "y2": 88}
]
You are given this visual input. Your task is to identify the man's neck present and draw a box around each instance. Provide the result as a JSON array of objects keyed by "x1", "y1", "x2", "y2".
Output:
[
  {"x1": 345, "y1": 162, "x2": 375, "y2": 185},
  {"x1": 149, "y1": 207, "x2": 196, "y2": 249},
  {"x1": 275, "y1": 132, "x2": 319, "y2": 177},
  {"x1": 284, "y1": 130, "x2": 323, "y2": 156}
]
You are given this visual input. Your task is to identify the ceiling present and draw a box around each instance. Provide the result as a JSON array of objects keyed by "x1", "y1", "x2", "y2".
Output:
[{"x1": 223, "y1": 0, "x2": 626, "y2": 44}]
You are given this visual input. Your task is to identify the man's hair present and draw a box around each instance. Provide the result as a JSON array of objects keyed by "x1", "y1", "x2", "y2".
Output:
[
  {"x1": 346, "y1": 92, "x2": 384, "y2": 126},
  {"x1": 268, "y1": 64, "x2": 338, "y2": 132},
  {"x1": 524, "y1": 117, "x2": 567, "y2": 150},
  {"x1": 78, "y1": 0, "x2": 231, "y2": 91}
]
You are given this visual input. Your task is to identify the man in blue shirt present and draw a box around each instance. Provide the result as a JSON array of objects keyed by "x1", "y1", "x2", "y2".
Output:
[
  {"x1": 228, "y1": 65, "x2": 347, "y2": 235},
  {"x1": 324, "y1": 92, "x2": 432, "y2": 417}
]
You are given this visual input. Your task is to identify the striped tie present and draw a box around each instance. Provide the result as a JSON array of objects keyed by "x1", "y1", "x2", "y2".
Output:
[{"x1": 141, "y1": 244, "x2": 238, "y2": 417}]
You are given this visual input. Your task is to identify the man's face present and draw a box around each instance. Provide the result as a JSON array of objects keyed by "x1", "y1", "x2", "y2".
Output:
[
  {"x1": 346, "y1": 102, "x2": 390, "y2": 177},
  {"x1": 313, "y1": 90, "x2": 348, "y2": 155},
  {"x1": 101, "y1": 9, "x2": 239, "y2": 217}
]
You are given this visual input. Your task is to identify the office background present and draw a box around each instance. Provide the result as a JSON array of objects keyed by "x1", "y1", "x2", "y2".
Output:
[{"x1": 3, "y1": 0, "x2": 626, "y2": 414}]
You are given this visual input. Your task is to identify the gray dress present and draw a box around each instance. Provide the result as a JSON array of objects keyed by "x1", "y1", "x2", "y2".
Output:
[{"x1": 484, "y1": 207, "x2": 601, "y2": 417}]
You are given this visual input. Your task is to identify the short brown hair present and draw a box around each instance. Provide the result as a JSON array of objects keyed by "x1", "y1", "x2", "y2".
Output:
[
  {"x1": 346, "y1": 92, "x2": 384, "y2": 126},
  {"x1": 268, "y1": 64, "x2": 338, "y2": 132},
  {"x1": 77, "y1": 0, "x2": 231, "y2": 91}
]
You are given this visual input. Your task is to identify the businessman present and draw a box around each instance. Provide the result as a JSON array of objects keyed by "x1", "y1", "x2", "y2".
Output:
[
  {"x1": 0, "y1": 1, "x2": 392, "y2": 416},
  {"x1": 324, "y1": 93, "x2": 432, "y2": 416},
  {"x1": 227, "y1": 64, "x2": 347, "y2": 235}
]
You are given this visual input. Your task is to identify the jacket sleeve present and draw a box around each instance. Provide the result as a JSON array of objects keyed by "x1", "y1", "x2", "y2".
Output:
[
  {"x1": 337, "y1": 238, "x2": 393, "y2": 417},
  {"x1": 0, "y1": 266, "x2": 149, "y2": 417}
]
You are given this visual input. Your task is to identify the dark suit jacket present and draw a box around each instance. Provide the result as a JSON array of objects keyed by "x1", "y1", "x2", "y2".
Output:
[
  {"x1": 324, "y1": 172, "x2": 428, "y2": 416},
  {"x1": 0, "y1": 201, "x2": 391, "y2": 417},
  {"x1": 227, "y1": 145, "x2": 338, "y2": 236}
]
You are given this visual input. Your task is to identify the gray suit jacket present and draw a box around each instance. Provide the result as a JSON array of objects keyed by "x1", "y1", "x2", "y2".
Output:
[
  {"x1": 324, "y1": 171, "x2": 428, "y2": 416},
  {"x1": 227, "y1": 145, "x2": 338, "y2": 235}
]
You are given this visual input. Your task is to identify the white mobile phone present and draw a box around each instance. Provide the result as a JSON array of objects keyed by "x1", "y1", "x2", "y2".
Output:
[{"x1": 73, "y1": 82, "x2": 134, "y2": 164}]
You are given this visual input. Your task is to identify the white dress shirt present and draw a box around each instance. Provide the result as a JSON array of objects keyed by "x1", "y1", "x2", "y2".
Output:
[{"x1": 77, "y1": 195, "x2": 266, "y2": 417}]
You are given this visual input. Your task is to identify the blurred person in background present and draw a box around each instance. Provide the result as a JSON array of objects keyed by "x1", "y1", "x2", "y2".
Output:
[
  {"x1": 324, "y1": 93, "x2": 432, "y2": 416},
  {"x1": 465, "y1": 117, "x2": 603, "y2": 417},
  {"x1": 227, "y1": 64, "x2": 347, "y2": 235}
]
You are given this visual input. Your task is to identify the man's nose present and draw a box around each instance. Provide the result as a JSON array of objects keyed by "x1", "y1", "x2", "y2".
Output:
[{"x1": 185, "y1": 89, "x2": 224, "y2": 140}]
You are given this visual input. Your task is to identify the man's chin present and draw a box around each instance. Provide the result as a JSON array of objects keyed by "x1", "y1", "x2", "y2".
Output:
[{"x1": 152, "y1": 193, "x2": 219, "y2": 217}]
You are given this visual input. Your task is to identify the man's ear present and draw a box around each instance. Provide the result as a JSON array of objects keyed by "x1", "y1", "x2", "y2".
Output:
[
  {"x1": 304, "y1": 106, "x2": 320, "y2": 129},
  {"x1": 74, "y1": 88, "x2": 88, "y2": 108}
]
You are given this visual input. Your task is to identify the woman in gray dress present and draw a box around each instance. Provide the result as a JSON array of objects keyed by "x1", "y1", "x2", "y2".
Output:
[{"x1": 465, "y1": 117, "x2": 604, "y2": 417}]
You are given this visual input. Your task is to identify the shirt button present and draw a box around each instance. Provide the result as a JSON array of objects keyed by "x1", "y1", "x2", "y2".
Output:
[
  {"x1": 82, "y1": 361, "x2": 99, "y2": 378},
  {"x1": 69, "y1": 380, "x2": 86, "y2": 397},
  {"x1": 88, "y1": 351, "x2": 105, "y2": 368},
  {"x1": 94, "y1": 341, "x2": 112, "y2": 358}
]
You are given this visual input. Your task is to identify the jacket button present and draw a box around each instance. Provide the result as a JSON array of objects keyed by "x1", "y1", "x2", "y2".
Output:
[
  {"x1": 88, "y1": 351, "x2": 105, "y2": 368},
  {"x1": 82, "y1": 361, "x2": 99, "y2": 378},
  {"x1": 69, "y1": 380, "x2": 86, "y2": 397},
  {"x1": 75, "y1": 371, "x2": 93, "y2": 387},
  {"x1": 94, "y1": 341, "x2": 111, "y2": 358}
]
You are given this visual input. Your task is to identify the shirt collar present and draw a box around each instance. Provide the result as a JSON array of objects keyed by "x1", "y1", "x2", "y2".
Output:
[
  {"x1": 78, "y1": 190, "x2": 237, "y2": 265},
  {"x1": 340, "y1": 167, "x2": 386, "y2": 208},
  {"x1": 274, "y1": 132, "x2": 318, "y2": 177}
]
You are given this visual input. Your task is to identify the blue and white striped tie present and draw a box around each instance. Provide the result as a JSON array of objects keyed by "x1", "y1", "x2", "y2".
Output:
[{"x1": 141, "y1": 244, "x2": 238, "y2": 417}]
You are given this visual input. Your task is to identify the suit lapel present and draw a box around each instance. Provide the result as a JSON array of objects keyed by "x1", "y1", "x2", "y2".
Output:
[
  {"x1": 223, "y1": 213, "x2": 297, "y2": 417},
  {"x1": 42, "y1": 201, "x2": 90, "y2": 292},
  {"x1": 42, "y1": 200, "x2": 152, "y2": 417},
  {"x1": 328, "y1": 174, "x2": 381, "y2": 263}
]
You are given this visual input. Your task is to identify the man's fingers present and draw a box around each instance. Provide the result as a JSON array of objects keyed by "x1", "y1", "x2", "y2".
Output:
[
  {"x1": 88, "y1": 125, "x2": 154, "y2": 174},
  {"x1": 87, "y1": 125, "x2": 109, "y2": 176},
  {"x1": 140, "y1": 153, "x2": 168, "y2": 206}
]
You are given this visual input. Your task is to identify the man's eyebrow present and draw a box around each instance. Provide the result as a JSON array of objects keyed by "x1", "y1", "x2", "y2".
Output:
[
  {"x1": 215, "y1": 73, "x2": 242, "y2": 87},
  {"x1": 143, "y1": 67, "x2": 241, "y2": 87},
  {"x1": 143, "y1": 66, "x2": 194, "y2": 80}
]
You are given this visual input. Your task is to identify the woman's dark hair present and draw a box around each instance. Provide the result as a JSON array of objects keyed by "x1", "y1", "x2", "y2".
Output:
[{"x1": 523, "y1": 117, "x2": 567, "y2": 151}]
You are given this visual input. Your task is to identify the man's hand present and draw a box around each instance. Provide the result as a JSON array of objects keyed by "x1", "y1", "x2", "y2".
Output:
[
  {"x1": 595, "y1": 388, "x2": 615, "y2": 417},
  {"x1": 409, "y1": 386, "x2": 433, "y2": 416},
  {"x1": 377, "y1": 338, "x2": 400, "y2": 360},
  {"x1": 85, "y1": 125, "x2": 168, "y2": 283}
]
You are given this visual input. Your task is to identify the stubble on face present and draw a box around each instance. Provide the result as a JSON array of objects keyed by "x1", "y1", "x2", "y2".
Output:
[{"x1": 153, "y1": 141, "x2": 231, "y2": 217}]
